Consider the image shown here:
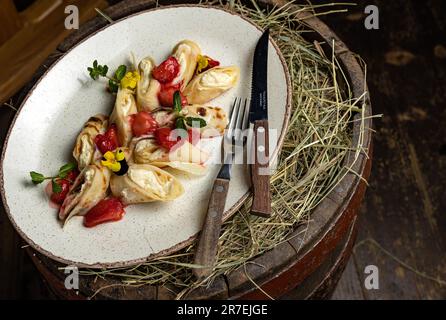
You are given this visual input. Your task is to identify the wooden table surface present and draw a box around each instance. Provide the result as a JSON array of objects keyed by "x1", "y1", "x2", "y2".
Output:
[
  {"x1": 0, "y1": 0, "x2": 445, "y2": 299},
  {"x1": 0, "y1": 0, "x2": 107, "y2": 104},
  {"x1": 328, "y1": 0, "x2": 446, "y2": 299}
]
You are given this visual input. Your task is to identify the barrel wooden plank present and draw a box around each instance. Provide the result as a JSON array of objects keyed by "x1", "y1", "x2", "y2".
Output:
[
  {"x1": 282, "y1": 217, "x2": 358, "y2": 299},
  {"x1": 306, "y1": 218, "x2": 359, "y2": 299},
  {"x1": 327, "y1": 152, "x2": 366, "y2": 205},
  {"x1": 287, "y1": 197, "x2": 339, "y2": 254},
  {"x1": 27, "y1": 249, "x2": 83, "y2": 300},
  {"x1": 27, "y1": 248, "x2": 160, "y2": 300},
  {"x1": 226, "y1": 242, "x2": 297, "y2": 298},
  {"x1": 183, "y1": 276, "x2": 228, "y2": 300},
  {"x1": 157, "y1": 284, "x2": 181, "y2": 300},
  {"x1": 85, "y1": 277, "x2": 157, "y2": 300},
  {"x1": 237, "y1": 154, "x2": 370, "y2": 299},
  {"x1": 331, "y1": 257, "x2": 365, "y2": 300}
]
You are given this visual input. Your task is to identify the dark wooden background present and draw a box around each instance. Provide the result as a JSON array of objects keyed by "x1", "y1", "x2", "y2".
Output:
[{"x1": 1, "y1": 0, "x2": 445, "y2": 299}]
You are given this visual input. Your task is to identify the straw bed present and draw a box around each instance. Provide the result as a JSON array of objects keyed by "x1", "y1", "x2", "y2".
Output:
[{"x1": 80, "y1": 0, "x2": 368, "y2": 299}]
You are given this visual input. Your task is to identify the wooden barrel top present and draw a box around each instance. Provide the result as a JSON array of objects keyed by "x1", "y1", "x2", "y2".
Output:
[{"x1": 4, "y1": 0, "x2": 373, "y2": 299}]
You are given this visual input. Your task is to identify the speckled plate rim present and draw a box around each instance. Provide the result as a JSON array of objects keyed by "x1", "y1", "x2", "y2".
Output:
[{"x1": 0, "y1": 4, "x2": 292, "y2": 268}]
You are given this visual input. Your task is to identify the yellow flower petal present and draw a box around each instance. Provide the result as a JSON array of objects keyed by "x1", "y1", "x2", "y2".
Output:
[
  {"x1": 115, "y1": 149, "x2": 125, "y2": 161},
  {"x1": 101, "y1": 158, "x2": 121, "y2": 172},
  {"x1": 101, "y1": 159, "x2": 111, "y2": 167},
  {"x1": 103, "y1": 151, "x2": 115, "y2": 161},
  {"x1": 110, "y1": 162, "x2": 121, "y2": 172},
  {"x1": 121, "y1": 71, "x2": 140, "y2": 89},
  {"x1": 196, "y1": 55, "x2": 209, "y2": 74}
]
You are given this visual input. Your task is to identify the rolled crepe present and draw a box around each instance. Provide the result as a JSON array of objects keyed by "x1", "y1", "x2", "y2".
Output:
[
  {"x1": 110, "y1": 88, "x2": 137, "y2": 147},
  {"x1": 152, "y1": 108, "x2": 176, "y2": 128},
  {"x1": 132, "y1": 138, "x2": 209, "y2": 175},
  {"x1": 73, "y1": 114, "x2": 108, "y2": 170},
  {"x1": 183, "y1": 66, "x2": 240, "y2": 104},
  {"x1": 150, "y1": 105, "x2": 227, "y2": 138},
  {"x1": 110, "y1": 164, "x2": 184, "y2": 204},
  {"x1": 136, "y1": 56, "x2": 161, "y2": 111},
  {"x1": 171, "y1": 40, "x2": 201, "y2": 90},
  {"x1": 59, "y1": 165, "x2": 111, "y2": 224},
  {"x1": 182, "y1": 105, "x2": 228, "y2": 137}
]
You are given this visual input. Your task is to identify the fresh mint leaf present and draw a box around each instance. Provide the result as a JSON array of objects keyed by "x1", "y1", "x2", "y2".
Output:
[
  {"x1": 52, "y1": 179, "x2": 62, "y2": 194},
  {"x1": 88, "y1": 67, "x2": 99, "y2": 80},
  {"x1": 175, "y1": 117, "x2": 186, "y2": 130},
  {"x1": 30, "y1": 171, "x2": 45, "y2": 184},
  {"x1": 58, "y1": 163, "x2": 76, "y2": 178},
  {"x1": 173, "y1": 91, "x2": 182, "y2": 113},
  {"x1": 101, "y1": 65, "x2": 108, "y2": 77},
  {"x1": 88, "y1": 60, "x2": 109, "y2": 80},
  {"x1": 185, "y1": 117, "x2": 207, "y2": 128},
  {"x1": 115, "y1": 65, "x2": 127, "y2": 81},
  {"x1": 109, "y1": 79, "x2": 119, "y2": 93}
]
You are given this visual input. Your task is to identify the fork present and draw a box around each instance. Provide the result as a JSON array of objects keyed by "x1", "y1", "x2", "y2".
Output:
[{"x1": 193, "y1": 98, "x2": 249, "y2": 280}]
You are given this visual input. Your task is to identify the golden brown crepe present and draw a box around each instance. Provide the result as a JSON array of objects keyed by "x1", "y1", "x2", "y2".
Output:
[
  {"x1": 150, "y1": 105, "x2": 227, "y2": 137},
  {"x1": 72, "y1": 114, "x2": 108, "y2": 170},
  {"x1": 151, "y1": 108, "x2": 176, "y2": 128},
  {"x1": 110, "y1": 88, "x2": 137, "y2": 147},
  {"x1": 110, "y1": 164, "x2": 184, "y2": 204},
  {"x1": 131, "y1": 138, "x2": 209, "y2": 175},
  {"x1": 171, "y1": 40, "x2": 202, "y2": 90},
  {"x1": 183, "y1": 66, "x2": 240, "y2": 104},
  {"x1": 59, "y1": 165, "x2": 111, "y2": 224},
  {"x1": 136, "y1": 56, "x2": 161, "y2": 111},
  {"x1": 182, "y1": 104, "x2": 228, "y2": 137}
]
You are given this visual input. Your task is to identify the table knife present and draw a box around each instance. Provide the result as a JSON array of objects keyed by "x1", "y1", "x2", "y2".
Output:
[{"x1": 248, "y1": 28, "x2": 272, "y2": 218}]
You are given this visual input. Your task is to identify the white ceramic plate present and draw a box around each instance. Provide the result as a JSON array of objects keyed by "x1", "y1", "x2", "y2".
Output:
[{"x1": 0, "y1": 5, "x2": 291, "y2": 267}]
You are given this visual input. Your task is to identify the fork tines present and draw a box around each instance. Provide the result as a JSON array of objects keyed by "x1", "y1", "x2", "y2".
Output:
[{"x1": 226, "y1": 97, "x2": 249, "y2": 144}]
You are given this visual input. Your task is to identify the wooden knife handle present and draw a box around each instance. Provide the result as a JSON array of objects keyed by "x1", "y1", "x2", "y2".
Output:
[
  {"x1": 250, "y1": 119, "x2": 272, "y2": 217},
  {"x1": 193, "y1": 178, "x2": 230, "y2": 280}
]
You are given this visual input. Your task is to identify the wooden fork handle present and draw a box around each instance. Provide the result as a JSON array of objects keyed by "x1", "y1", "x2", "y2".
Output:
[
  {"x1": 250, "y1": 119, "x2": 272, "y2": 217},
  {"x1": 193, "y1": 178, "x2": 230, "y2": 280}
]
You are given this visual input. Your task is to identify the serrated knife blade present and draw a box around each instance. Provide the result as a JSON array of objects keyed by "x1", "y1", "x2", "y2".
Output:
[{"x1": 249, "y1": 28, "x2": 269, "y2": 123}]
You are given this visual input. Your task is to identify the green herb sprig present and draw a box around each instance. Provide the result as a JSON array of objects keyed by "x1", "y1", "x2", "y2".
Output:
[
  {"x1": 172, "y1": 91, "x2": 207, "y2": 130},
  {"x1": 88, "y1": 60, "x2": 127, "y2": 93},
  {"x1": 30, "y1": 163, "x2": 77, "y2": 193}
]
